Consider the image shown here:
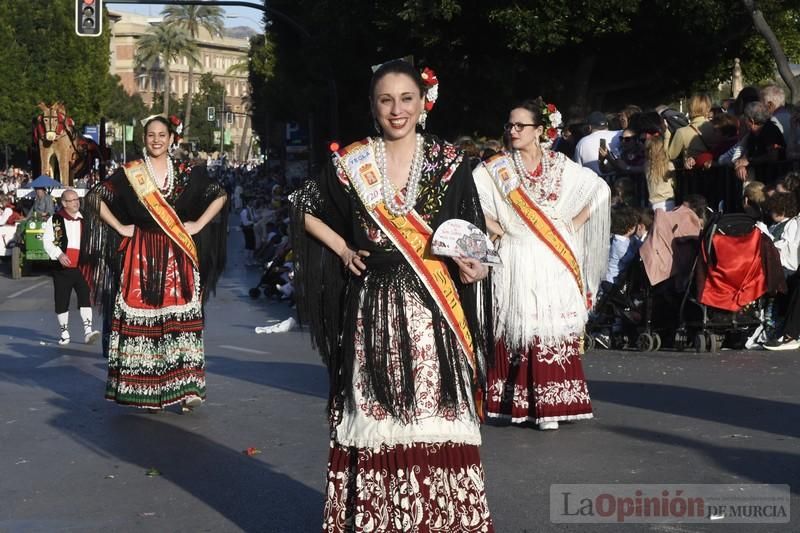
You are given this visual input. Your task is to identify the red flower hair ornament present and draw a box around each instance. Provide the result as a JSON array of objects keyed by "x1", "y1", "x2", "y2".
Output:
[{"x1": 419, "y1": 67, "x2": 439, "y2": 129}]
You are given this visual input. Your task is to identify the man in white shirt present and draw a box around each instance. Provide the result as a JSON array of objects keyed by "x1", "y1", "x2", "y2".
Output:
[
  {"x1": 42, "y1": 189, "x2": 100, "y2": 345},
  {"x1": 574, "y1": 111, "x2": 621, "y2": 175}
]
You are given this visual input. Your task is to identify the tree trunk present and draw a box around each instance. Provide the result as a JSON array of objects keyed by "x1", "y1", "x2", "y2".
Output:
[
  {"x1": 239, "y1": 112, "x2": 251, "y2": 160},
  {"x1": 184, "y1": 63, "x2": 194, "y2": 138},
  {"x1": 743, "y1": 0, "x2": 800, "y2": 103},
  {"x1": 163, "y1": 62, "x2": 171, "y2": 116}
]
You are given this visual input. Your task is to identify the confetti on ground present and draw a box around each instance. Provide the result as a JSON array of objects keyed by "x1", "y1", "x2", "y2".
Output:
[
  {"x1": 243, "y1": 447, "x2": 262, "y2": 456},
  {"x1": 145, "y1": 468, "x2": 161, "y2": 477}
]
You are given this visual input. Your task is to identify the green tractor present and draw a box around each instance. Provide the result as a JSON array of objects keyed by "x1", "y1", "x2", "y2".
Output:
[{"x1": 11, "y1": 218, "x2": 52, "y2": 279}]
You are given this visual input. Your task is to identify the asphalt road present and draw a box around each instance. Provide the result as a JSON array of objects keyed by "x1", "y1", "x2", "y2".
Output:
[{"x1": 0, "y1": 225, "x2": 798, "y2": 533}]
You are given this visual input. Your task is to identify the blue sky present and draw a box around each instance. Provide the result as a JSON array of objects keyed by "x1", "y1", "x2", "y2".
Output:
[{"x1": 105, "y1": 2, "x2": 265, "y2": 30}]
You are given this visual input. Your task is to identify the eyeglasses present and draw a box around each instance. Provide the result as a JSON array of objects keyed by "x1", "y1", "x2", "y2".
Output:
[
  {"x1": 620, "y1": 136, "x2": 637, "y2": 143},
  {"x1": 503, "y1": 122, "x2": 538, "y2": 133},
  {"x1": 62, "y1": 198, "x2": 80, "y2": 202}
]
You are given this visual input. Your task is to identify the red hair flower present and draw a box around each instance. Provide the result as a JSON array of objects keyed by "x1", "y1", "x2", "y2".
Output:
[
  {"x1": 547, "y1": 103, "x2": 557, "y2": 113},
  {"x1": 546, "y1": 127, "x2": 558, "y2": 140},
  {"x1": 421, "y1": 67, "x2": 438, "y2": 87}
]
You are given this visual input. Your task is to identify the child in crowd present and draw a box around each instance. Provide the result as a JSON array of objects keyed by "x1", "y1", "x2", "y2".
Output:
[
  {"x1": 605, "y1": 206, "x2": 643, "y2": 285},
  {"x1": 742, "y1": 181, "x2": 766, "y2": 222},
  {"x1": 635, "y1": 207, "x2": 654, "y2": 242},
  {"x1": 764, "y1": 192, "x2": 798, "y2": 242}
]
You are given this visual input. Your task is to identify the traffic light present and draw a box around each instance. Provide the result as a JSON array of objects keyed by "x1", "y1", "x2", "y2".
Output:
[
  {"x1": 207, "y1": 107, "x2": 216, "y2": 122},
  {"x1": 75, "y1": 0, "x2": 102, "y2": 37}
]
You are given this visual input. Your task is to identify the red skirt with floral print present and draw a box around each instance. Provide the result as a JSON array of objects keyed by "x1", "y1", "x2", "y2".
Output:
[
  {"x1": 485, "y1": 337, "x2": 592, "y2": 424},
  {"x1": 323, "y1": 440, "x2": 493, "y2": 533}
]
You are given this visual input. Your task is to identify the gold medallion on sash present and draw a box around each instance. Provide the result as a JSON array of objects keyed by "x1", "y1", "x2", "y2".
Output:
[{"x1": 123, "y1": 160, "x2": 199, "y2": 267}]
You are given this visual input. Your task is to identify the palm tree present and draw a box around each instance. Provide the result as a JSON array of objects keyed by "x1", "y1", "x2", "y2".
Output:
[
  {"x1": 163, "y1": 5, "x2": 224, "y2": 138},
  {"x1": 136, "y1": 23, "x2": 199, "y2": 116}
]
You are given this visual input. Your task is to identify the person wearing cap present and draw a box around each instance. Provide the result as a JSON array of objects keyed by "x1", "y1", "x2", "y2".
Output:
[
  {"x1": 574, "y1": 111, "x2": 621, "y2": 175},
  {"x1": 42, "y1": 188, "x2": 100, "y2": 345}
]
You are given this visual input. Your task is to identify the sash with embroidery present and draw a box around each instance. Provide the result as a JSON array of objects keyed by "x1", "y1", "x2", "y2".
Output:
[
  {"x1": 483, "y1": 153, "x2": 583, "y2": 294},
  {"x1": 334, "y1": 139, "x2": 478, "y2": 379},
  {"x1": 123, "y1": 160, "x2": 199, "y2": 267}
]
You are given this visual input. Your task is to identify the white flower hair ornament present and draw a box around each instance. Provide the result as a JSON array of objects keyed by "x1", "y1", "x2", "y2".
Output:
[{"x1": 540, "y1": 102, "x2": 562, "y2": 150}]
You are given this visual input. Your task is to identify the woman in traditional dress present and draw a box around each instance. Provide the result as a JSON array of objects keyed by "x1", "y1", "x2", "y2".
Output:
[
  {"x1": 473, "y1": 98, "x2": 610, "y2": 430},
  {"x1": 82, "y1": 115, "x2": 228, "y2": 412},
  {"x1": 291, "y1": 60, "x2": 495, "y2": 532}
]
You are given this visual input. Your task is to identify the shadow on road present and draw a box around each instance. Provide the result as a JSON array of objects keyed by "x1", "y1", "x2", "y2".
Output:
[
  {"x1": 49, "y1": 397, "x2": 323, "y2": 532},
  {"x1": 0, "y1": 343, "x2": 323, "y2": 531},
  {"x1": 591, "y1": 381, "x2": 800, "y2": 439},
  {"x1": 605, "y1": 424, "x2": 800, "y2": 494},
  {"x1": 206, "y1": 356, "x2": 328, "y2": 399}
]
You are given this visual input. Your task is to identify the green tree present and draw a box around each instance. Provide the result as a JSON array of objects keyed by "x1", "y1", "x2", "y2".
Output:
[
  {"x1": 0, "y1": 0, "x2": 116, "y2": 158},
  {"x1": 136, "y1": 23, "x2": 198, "y2": 116},
  {"x1": 162, "y1": 5, "x2": 224, "y2": 137},
  {"x1": 180, "y1": 73, "x2": 225, "y2": 152}
]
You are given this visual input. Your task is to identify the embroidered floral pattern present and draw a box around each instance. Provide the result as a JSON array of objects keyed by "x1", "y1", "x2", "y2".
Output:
[
  {"x1": 535, "y1": 379, "x2": 591, "y2": 408},
  {"x1": 323, "y1": 442, "x2": 493, "y2": 533},
  {"x1": 353, "y1": 292, "x2": 470, "y2": 422},
  {"x1": 484, "y1": 338, "x2": 592, "y2": 423}
]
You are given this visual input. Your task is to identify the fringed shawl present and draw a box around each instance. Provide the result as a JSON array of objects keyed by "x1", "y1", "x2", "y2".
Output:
[
  {"x1": 290, "y1": 135, "x2": 493, "y2": 422},
  {"x1": 81, "y1": 161, "x2": 228, "y2": 312},
  {"x1": 474, "y1": 152, "x2": 610, "y2": 349}
]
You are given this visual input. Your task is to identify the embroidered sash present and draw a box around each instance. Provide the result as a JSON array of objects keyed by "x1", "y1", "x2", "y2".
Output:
[
  {"x1": 334, "y1": 140, "x2": 477, "y2": 378},
  {"x1": 483, "y1": 153, "x2": 583, "y2": 294},
  {"x1": 123, "y1": 160, "x2": 199, "y2": 267}
]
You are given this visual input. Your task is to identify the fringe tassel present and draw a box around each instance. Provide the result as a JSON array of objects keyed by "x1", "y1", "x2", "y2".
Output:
[
  {"x1": 81, "y1": 182, "x2": 122, "y2": 314},
  {"x1": 196, "y1": 186, "x2": 229, "y2": 301},
  {"x1": 576, "y1": 177, "x2": 611, "y2": 307}
]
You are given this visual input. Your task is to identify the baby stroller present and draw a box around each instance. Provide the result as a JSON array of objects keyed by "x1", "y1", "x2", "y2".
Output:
[
  {"x1": 676, "y1": 213, "x2": 785, "y2": 352},
  {"x1": 586, "y1": 257, "x2": 649, "y2": 350},
  {"x1": 587, "y1": 206, "x2": 704, "y2": 352},
  {"x1": 586, "y1": 253, "x2": 693, "y2": 352}
]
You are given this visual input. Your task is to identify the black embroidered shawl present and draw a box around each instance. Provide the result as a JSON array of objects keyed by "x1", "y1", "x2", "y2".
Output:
[{"x1": 291, "y1": 135, "x2": 493, "y2": 421}]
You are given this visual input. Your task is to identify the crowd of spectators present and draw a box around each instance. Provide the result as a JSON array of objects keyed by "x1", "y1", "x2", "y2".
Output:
[{"x1": 211, "y1": 161, "x2": 297, "y2": 305}]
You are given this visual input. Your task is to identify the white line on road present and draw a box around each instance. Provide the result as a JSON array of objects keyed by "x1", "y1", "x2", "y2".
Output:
[
  {"x1": 7, "y1": 280, "x2": 49, "y2": 299},
  {"x1": 218, "y1": 344, "x2": 271, "y2": 355}
]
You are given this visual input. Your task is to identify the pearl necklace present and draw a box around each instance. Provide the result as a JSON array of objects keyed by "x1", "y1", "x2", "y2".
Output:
[
  {"x1": 512, "y1": 147, "x2": 550, "y2": 183},
  {"x1": 375, "y1": 134, "x2": 425, "y2": 216},
  {"x1": 144, "y1": 154, "x2": 175, "y2": 197}
]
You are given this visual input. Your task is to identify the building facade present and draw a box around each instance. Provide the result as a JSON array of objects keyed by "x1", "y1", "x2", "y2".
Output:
[{"x1": 108, "y1": 10, "x2": 254, "y2": 160}]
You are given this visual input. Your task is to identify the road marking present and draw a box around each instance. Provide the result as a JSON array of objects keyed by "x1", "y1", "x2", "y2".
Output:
[
  {"x1": 218, "y1": 344, "x2": 271, "y2": 355},
  {"x1": 7, "y1": 280, "x2": 49, "y2": 299}
]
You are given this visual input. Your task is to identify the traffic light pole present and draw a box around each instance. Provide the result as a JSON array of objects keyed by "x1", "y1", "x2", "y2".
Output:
[{"x1": 220, "y1": 84, "x2": 225, "y2": 157}]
